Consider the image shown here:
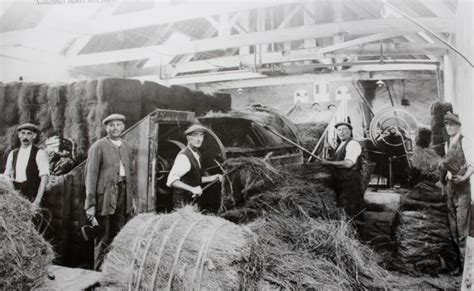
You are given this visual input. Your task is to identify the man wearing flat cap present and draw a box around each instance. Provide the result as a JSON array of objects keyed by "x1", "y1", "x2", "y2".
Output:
[
  {"x1": 166, "y1": 124, "x2": 222, "y2": 210},
  {"x1": 438, "y1": 111, "x2": 473, "y2": 273},
  {"x1": 321, "y1": 121, "x2": 365, "y2": 230},
  {"x1": 4, "y1": 123, "x2": 49, "y2": 209},
  {"x1": 84, "y1": 113, "x2": 137, "y2": 270}
]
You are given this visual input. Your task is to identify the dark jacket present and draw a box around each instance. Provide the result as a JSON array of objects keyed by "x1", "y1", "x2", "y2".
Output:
[{"x1": 85, "y1": 137, "x2": 135, "y2": 216}]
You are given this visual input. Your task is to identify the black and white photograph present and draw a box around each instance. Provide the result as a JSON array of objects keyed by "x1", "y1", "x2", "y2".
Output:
[{"x1": 0, "y1": 0, "x2": 473, "y2": 289}]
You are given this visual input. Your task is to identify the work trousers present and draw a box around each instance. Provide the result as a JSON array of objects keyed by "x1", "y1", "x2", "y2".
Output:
[
  {"x1": 446, "y1": 179, "x2": 471, "y2": 268},
  {"x1": 333, "y1": 169, "x2": 365, "y2": 235},
  {"x1": 94, "y1": 179, "x2": 129, "y2": 271}
]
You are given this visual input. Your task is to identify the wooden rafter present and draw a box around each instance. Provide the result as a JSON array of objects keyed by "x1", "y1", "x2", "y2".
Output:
[
  {"x1": 196, "y1": 69, "x2": 437, "y2": 91},
  {"x1": 69, "y1": 17, "x2": 453, "y2": 67},
  {"x1": 122, "y1": 41, "x2": 445, "y2": 78}
]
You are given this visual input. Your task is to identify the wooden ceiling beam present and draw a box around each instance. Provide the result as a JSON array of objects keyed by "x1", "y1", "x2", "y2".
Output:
[
  {"x1": 76, "y1": 2, "x2": 293, "y2": 35},
  {"x1": 124, "y1": 41, "x2": 446, "y2": 78},
  {"x1": 69, "y1": 17, "x2": 453, "y2": 67},
  {"x1": 420, "y1": 0, "x2": 455, "y2": 18},
  {"x1": 196, "y1": 70, "x2": 437, "y2": 91}
]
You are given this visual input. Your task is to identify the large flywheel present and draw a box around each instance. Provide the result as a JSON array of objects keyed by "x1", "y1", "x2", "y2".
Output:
[{"x1": 369, "y1": 107, "x2": 419, "y2": 154}]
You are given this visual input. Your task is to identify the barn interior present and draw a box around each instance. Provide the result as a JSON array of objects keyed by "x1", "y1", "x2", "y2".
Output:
[{"x1": 1, "y1": 0, "x2": 473, "y2": 290}]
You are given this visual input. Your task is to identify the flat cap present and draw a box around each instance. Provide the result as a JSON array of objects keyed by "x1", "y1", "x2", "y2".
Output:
[
  {"x1": 334, "y1": 122, "x2": 353, "y2": 130},
  {"x1": 444, "y1": 111, "x2": 461, "y2": 126},
  {"x1": 102, "y1": 113, "x2": 125, "y2": 125},
  {"x1": 184, "y1": 124, "x2": 208, "y2": 135},
  {"x1": 17, "y1": 123, "x2": 39, "y2": 133}
]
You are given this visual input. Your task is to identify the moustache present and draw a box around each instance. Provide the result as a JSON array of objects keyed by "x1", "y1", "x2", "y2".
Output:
[{"x1": 22, "y1": 139, "x2": 29, "y2": 142}]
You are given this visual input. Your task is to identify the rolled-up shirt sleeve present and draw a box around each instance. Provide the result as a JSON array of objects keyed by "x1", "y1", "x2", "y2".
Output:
[
  {"x1": 4, "y1": 151, "x2": 13, "y2": 177},
  {"x1": 344, "y1": 140, "x2": 362, "y2": 164},
  {"x1": 36, "y1": 149, "x2": 50, "y2": 177},
  {"x1": 166, "y1": 154, "x2": 191, "y2": 187}
]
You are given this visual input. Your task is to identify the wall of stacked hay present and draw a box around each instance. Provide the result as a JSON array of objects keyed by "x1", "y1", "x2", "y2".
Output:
[{"x1": 0, "y1": 78, "x2": 231, "y2": 172}]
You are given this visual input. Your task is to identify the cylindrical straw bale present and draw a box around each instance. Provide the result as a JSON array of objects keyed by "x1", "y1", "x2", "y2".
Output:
[
  {"x1": 101, "y1": 206, "x2": 257, "y2": 290},
  {"x1": 0, "y1": 174, "x2": 54, "y2": 290}
]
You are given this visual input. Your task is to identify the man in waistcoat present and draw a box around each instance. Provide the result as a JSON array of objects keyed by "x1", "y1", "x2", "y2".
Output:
[
  {"x1": 321, "y1": 122, "x2": 365, "y2": 226},
  {"x1": 166, "y1": 124, "x2": 222, "y2": 210},
  {"x1": 4, "y1": 123, "x2": 50, "y2": 209},
  {"x1": 438, "y1": 112, "x2": 473, "y2": 273},
  {"x1": 84, "y1": 113, "x2": 137, "y2": 271}
]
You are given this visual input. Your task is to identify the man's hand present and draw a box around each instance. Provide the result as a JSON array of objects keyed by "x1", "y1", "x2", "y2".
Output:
[
  {"x1": 214, "y1": 174, "x2": 224, "y2": 183},
  {"x1": 32, "y1": 199, "x2": 41, "y2": 212},
  {"x1": 191, "y1": 186, "x2": 203, "y2": 198},
  {"x1": 452, "y1": 175, "x2": 466, "y2": 184},
  {"x1": 86, "y1": 206, "x2": 96, "y2": 222},
  {"x1": 131, "y1": 201, "x2": 137, "y2": 216}
]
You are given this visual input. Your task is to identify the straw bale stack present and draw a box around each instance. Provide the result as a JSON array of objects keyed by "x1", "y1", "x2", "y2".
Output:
[
  {"x1": 1, "y1": 82, "x2": 21, "y2": 125},
  {"x1": 0, "y1": 174, "x2": 54, "y2": 290},
  {"x1": 211, "y1": 92, "x2": 232, "y2": 113},
  {"x1": 101, "y1": 207, "x2": 258, "y2": 290},
  {"x1": 64, "y1": 81, "x2": 90, "y2": 161},
  {"x1": 141, "y1": 81, "x2": 173, "y2": 115},
  {"x1": 430, "y1": 102, "x2": 453, "y2": 156}
]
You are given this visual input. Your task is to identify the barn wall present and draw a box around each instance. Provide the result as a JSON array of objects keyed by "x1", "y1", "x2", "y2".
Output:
[
  {"x1": 225, "y1": 78, "x2": 438, "y2": 126},
  {"x1": 451, "y1": 2, "x2": 474, "y2": 193}
]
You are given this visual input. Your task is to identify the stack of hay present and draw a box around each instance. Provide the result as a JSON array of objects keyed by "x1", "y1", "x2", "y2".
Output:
[
  {"x1": 101, "y1": 207, "x2": 260, "y2": 290},
  {"x1": 430, "y1": 102, "x2": 453, "y2": 156},
  {"x1": 102, "y1": 207, "x2": 391, "y2": 290},
  {"x1": 395, "y1": 181, "x2": 458, "y2": 275},
  {"x1": 0, "y1": 79, "x2": 231, "y2": 173},
  {"x1": 0, "y1": 175, "x2": 54, "y2": 289},
  {"x1": 220, "y1": 161, "x2": 339, "y2": 224},
  {"x1": 294, "y1": 122, "x2": 328, "y2": 153},
  {"x1": 252, "y1": 214, "x2": 390, "y2": 290}
]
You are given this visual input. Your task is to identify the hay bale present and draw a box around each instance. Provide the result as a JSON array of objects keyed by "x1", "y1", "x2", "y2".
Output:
[
  {"x1": 1, "y1": 82, "x2": 21, "y2": 125},
  {"x1": 34, "y1": 84, "x2": 54, "y2": 141},
  {"x1": 141, "y1": 81, "x2": 173, "y2": 115},
  {"x1": 46, "y1": 84, "x2": 67, "y2": 134},
  {"x1": 169, "y1": 85, "x2": 195, "y2": 111},
  {"x1": 252, "y1": 214, "x2": 390, "y2": 290},
  {"x1": 64, "y1": 81, "x2": 90, "y2": 161},
  {"x1": 211, "y1": 92, "x2": 231, "y2": 113},
  {"x1": 0, "y1": 83, "x2": 5, "y2": 122},
  {"x1": 430, "y1": 102, "x2": 453, "y2": 156},
  {"x1": 101, "y1": 206, "x2": 258, "y2": 290},
  {"x1": 0, "y1": 174, "x2": 54, "y2": 290},
  {"x1": 96, "y1": 78, "x2": 142, "y2": 128}
]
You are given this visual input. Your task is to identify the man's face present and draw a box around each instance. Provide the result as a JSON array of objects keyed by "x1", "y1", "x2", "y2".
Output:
[
  {"x1": 336, "y1": 125, "x2": 352, "y2": 141},
  {"x1": 187, "y1": 132, "x2": 204, "y2": 148},
  {"x1": 445, "y1": 122, "x2": 460, "y2": 137},
  {"x1": 105, "y1": 120, "x2": 125, "y2": 139},
  {"x1": 18, "y1": 129, "x2": 37, "y2": 146}
]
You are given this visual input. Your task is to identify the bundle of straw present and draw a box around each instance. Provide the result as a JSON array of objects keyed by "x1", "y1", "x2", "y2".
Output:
[
  {"x1": 0, "y1": 174, "x2": 54, "y2": 290},
  {"x1": 294, "y1": 122, "x2": 328, "y2": 152},
  {"x1": 220, "y1": 156, "x2": 281, "y2": 210},
  {"x1": 395, "y1": 182, "x2": 457, "y2": 275},
  {"x1": 101, "y1": 206, "x2": 259, "y2": 290},
  {"x1": 251, "y1": 214, "x2": 390, "y2": 290}
]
